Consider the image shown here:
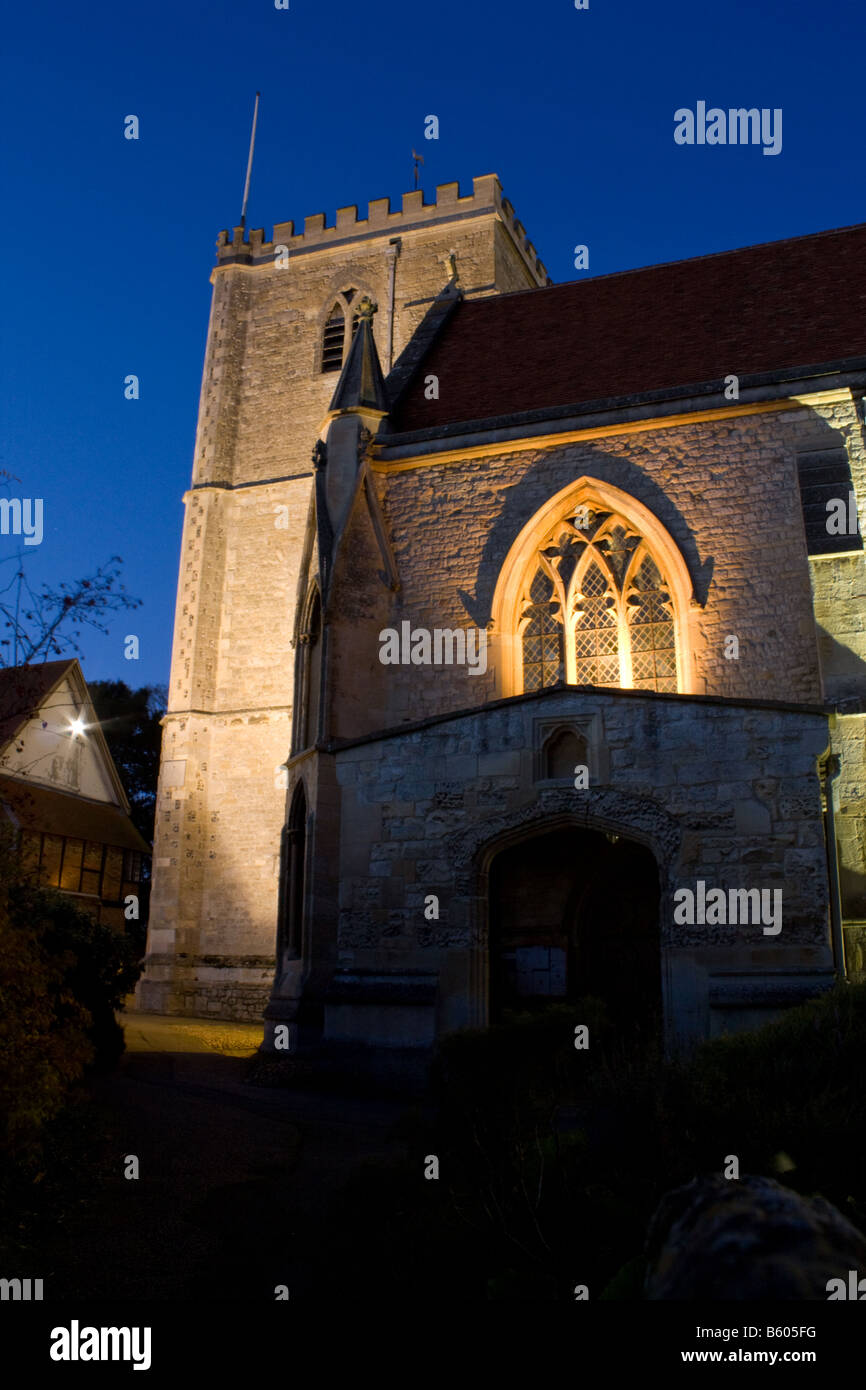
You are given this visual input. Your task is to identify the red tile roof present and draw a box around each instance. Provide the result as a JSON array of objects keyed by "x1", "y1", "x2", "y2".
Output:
[{"x1": 391, "y1": 223, "x2": 866, "y2": 433}]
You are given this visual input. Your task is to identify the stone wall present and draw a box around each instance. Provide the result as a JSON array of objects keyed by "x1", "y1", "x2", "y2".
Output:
[
  {"x1": 833, "y1": 714, "x2": 866, "y2": 920},
  {"x1": 339, "y1": 399, "x2": 856, "y2": 740},
  {"x1": 142, "y1": 479, "x2": 303, "y2": 1002},
  {"x1": 139, "y1": 178, "x2": 548, "y2": 1018},
  {"x1": 781, "y1": 393, "x2": 866, "y2": 927},
  {"x1": 140, "y1": 172, "x2": 866, "y2": 1028},
  {"x1": 323, "y1": 686, "x2": 834, "y2": 1049}
]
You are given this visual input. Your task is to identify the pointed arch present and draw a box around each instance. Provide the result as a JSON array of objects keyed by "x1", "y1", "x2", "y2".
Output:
[
  {"x1": 320, "y1": 287, "x2": 361, "y2": 372},
  {"x1": 491, "y1": 478, "x2": 695, "y2": 697}
]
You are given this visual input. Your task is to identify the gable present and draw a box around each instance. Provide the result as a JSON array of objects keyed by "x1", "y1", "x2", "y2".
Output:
[{"x1": 0, "y1": 670, "x2": 124, "y2": 807}]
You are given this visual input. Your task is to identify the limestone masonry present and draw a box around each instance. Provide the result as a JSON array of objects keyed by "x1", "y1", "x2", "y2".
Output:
[{"x1": 137, "y1": 177, "x2": 866, "y2": 1053}]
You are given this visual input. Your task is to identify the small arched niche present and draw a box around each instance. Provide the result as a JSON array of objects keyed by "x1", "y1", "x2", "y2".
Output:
[{"x1": 543, "y1": 727, "x2": 587, "y2": 780}]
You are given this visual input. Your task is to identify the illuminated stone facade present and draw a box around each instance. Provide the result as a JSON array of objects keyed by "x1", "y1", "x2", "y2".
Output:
[{"x1": 138, "y1": 187, "x2": 866, "y2": 1052}]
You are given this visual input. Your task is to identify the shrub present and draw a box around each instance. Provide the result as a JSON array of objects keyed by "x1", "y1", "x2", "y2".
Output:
[
  {"x1": 0, "y1": 838, "x2": 141, "y2": 1162},
  {"x1": 666, "y1": 984, "x2": 866, "y2": 1233},
  {"x1": 0, "y1": 884, "x2": 92, "y2": 1161},
  {"x1": 427, "y1": 985, "x2": 866, "y2": 1298}
]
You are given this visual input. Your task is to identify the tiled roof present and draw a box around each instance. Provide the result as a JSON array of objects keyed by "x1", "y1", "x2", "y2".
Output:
[
  {"x1": 391, "y1": 222, "x2": 866, "y2": 433},
  {"x1": 0, "y1": 773, "x2": 150, "y2": 853}
]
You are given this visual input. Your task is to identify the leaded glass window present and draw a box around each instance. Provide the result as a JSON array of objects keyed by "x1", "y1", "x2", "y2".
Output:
[
  {"x1": 627, "y1": 555, "x2": 677, "y2": 692},
  {"x1": 521, "y1": 567, "x2": 564, "y2": 691},
  {"x1": 574, "y1": 562, "x2": 619, "y2": 686},
  {"x1": 518, "y1": 506, "x2": 679, "y2": 695}
]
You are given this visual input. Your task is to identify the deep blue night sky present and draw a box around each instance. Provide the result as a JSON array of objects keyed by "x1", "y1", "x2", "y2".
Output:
[{"x1": 1, "y1": 0, "x2": 862, "y2": 688}]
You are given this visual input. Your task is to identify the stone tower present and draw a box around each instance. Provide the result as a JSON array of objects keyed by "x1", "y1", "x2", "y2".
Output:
[{"x1": 137, "y1": 175, "x2": 550, "y2": 1018}]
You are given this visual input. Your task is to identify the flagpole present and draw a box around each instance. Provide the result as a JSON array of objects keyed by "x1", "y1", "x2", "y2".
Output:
[{"x1": 240, "y1": 92, "x2": 260, "y2": 229}]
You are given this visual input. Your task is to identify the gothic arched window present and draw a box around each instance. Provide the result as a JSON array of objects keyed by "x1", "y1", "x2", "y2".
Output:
[
  {"x1": 516, "y1": 505, "x2": 679, "y2": 694},
  {"x1": 320, "y1": 288, "x2": 360, "y2": 373}
]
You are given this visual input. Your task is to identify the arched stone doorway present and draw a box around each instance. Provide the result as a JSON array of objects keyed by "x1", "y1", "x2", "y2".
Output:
[{"x1": 488, "y1": 825, "x2": 661, "y2": 1034}]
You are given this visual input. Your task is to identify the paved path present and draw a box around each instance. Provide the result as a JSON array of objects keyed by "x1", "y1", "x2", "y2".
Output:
[{"x1": 44, "y1": 1012, "x2": 409, "y2": 1302}]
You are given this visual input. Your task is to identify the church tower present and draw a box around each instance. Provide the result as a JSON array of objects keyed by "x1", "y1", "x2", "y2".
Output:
[{"x1": 137, "y1": 175, "x2": 550, "y2": 1018}]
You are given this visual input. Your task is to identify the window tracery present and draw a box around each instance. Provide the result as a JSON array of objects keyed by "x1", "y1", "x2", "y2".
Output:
[{"x1": 517, "y1": 506, "x2": 678, "y2": 693}]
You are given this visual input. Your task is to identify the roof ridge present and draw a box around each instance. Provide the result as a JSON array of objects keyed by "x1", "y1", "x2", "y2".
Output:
[
  {"x1": 462, "y1": 220, "x2": 866, "y2": 308},
  {"x1": 392, "y1": 218, "x2": 866, "y2": 433}
]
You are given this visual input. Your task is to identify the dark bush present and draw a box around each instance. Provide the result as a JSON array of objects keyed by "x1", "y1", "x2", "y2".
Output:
[
  {"x1": 425, "y1": 985, "x2": 866, "y2": 1298},
  {"x1": 667, "y1": 985, "x2": 866, "y2": 1234},
  {"x1": 0, "y1": 845, "x2": 141, "y2": 1162},
  {"x1": 18, "y1": 884, "x2": 141, "y2": 1071}
]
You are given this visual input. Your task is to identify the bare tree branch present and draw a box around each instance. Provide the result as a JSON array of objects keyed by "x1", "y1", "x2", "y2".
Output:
[{"x1": 0, "y1": 553, "x2": 141, "y2": 669}]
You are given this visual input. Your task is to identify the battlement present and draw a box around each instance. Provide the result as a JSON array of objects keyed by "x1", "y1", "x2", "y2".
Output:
[{"x1": 214, "y1": 173, "x2": 551, "y2": 286}]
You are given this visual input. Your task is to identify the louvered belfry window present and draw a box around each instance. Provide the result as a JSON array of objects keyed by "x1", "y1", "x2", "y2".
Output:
[
  {"x1": 796, "y1": 448, "x2": 863, "y2": 556},
  {"x1": 320, "y1": 289, "x2": 361, "y2": 373},
  {"x1": 321, "y1": 306, "x2": 345, "y2": 372},
  {"x1": 519, "y1": 507, "x2": 678, "y2": 694}
]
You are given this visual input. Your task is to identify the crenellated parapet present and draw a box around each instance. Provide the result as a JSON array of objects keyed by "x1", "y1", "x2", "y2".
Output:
[
  {"x1": 140, "y1": 170, "x2": 553, "y2": 1024},
  {"x1": 214, "y1": 173, "x2": 551, "y2": 287}
]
